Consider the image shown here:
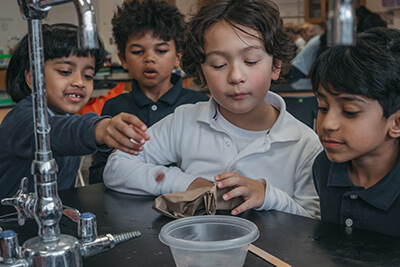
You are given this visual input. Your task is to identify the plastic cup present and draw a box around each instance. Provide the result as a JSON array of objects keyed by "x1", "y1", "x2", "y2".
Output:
[{"x1": 159, "y1": 215, "x2": 259, "y2": 267}]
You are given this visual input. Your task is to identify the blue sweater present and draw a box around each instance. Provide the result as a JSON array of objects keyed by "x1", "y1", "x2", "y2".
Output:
[{"x1": 0, "y1": 95, "x2": 109, "y2": 198}]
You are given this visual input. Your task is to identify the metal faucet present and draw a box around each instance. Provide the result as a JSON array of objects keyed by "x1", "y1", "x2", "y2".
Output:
[
  {"x1": 327, "y1": 0, "x2": 355, "y2": 45},
  {"x1": 0, "y1": 1, "x2": 140, "y2": 266}
]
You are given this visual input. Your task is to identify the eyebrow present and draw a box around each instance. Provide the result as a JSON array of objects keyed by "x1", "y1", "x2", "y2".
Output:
[
  {"x1": 54, "y1": 60, "x2": 95, "y2": 71},
  {"x1": 205, "y1": 45, "x2": 263, "y2": 57},
  {"x1": 316, "y1": 91, "x2": 368, "y2": 103},
  {"x1": 129, "y1": 42, "x2": 170, "y2": 48}
]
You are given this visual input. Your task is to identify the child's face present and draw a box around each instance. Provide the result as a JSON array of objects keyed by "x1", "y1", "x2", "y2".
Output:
[
  {"x1": 316, "y1": 86, "x2": 396, "y2": 163},
  {"x1": 26, "y1": 54, "x2": 95, "y2": 115},
  {"x1": 201, "y1": 21, "x2": 280, "y2": 121},
  {"x1": 119, "y1": 32, "x2": 181, "y2": 92}
]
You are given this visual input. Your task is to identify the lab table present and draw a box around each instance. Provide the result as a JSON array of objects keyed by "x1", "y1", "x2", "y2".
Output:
[{"x1": 1, "y1": 183, "x2": 399, "y2": 266}]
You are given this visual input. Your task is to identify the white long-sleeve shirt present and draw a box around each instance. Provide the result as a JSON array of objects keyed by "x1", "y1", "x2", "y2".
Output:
[{"x1": 104, "y1": 92, "x2": 322, "y2": 218}]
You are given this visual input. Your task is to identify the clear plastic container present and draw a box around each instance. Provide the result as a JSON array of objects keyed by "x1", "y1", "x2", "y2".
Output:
[{"x1": 159, "y1": 215, "x2": 259, "y2": 267}]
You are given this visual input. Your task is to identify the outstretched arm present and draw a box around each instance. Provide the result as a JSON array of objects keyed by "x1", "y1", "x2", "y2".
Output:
[{"x1": 103, "y1": 111, "x2": 200, "y2": 195}]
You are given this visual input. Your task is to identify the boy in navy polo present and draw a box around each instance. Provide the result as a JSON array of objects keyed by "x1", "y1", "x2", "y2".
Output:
[
  {"x1": 89, "y1": 0, "x2": 208, "y2": 184},
  {"x1": 311, "y1": 27, "x2": 400, "y2": 237}
]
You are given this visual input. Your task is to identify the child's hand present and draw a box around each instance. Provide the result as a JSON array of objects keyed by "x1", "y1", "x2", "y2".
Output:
[
  {"x1": 94, "y1": 113, "x2": 150, "y2": 155},
  {"x1": 186, "y1": 178, "x2": 214, "y2": 191},
  {"x1": 215, "y1": 172, "x2": 266, "y2": 215}
]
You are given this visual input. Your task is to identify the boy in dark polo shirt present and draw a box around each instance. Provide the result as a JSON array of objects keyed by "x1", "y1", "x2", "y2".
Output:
[
  {"x1": 311, "y1": 27, "x2": 400, "y2": 237},
  {"x1": 89, "y1": 0, "x2": 208, "y2": 184}
]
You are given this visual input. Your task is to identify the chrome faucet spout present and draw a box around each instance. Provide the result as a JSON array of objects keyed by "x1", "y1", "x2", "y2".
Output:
[
  {"x1": 73, "y1": 0, "x2": 99, "y2": 49},
  {"x1": 327, "y1": 0, "x2": 355, "y2": 45}
]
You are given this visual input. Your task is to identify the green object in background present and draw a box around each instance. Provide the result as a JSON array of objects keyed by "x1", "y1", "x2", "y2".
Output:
[
  {"x1": 0, "y1": 91, "x2": 14, "y2": 107},
  {"x1": 0, "y1": 54, "x2": 12, "y2": 67},
  {"x1": 0, "y1": 54, "x2": 12, "y2": 59}
]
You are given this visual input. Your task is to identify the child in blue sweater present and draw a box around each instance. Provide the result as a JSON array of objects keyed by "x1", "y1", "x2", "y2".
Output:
[{"x1": 0, "y1": 23, "x2": 148, "y2": 198}]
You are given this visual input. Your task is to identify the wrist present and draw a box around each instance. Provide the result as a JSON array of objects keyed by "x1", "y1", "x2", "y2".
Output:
[{"x1": 94, "y1": 118, "x2": 110, "y2": 145}]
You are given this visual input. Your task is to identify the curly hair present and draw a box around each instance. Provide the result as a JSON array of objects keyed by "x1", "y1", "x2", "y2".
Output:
[
  {"x1": 112, "y1": 0, "x2": 185, "y2": 58},
  {"x1": 181, "y1": 0, "x2": 295, "y2": 86},
  {"x1": 311, "y1": 27, "x2": 400, "y2": 118},
  {"x1": 6, "y1": 23, "x2": 105, "y2": 103}
]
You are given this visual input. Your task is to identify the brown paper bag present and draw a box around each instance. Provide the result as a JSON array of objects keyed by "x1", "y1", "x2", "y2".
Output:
[{"x1": 152, "y1": 184, "x2": 243, "y2": 219}]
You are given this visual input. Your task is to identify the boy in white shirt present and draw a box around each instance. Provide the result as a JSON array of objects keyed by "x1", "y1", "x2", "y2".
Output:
[{"x1": 104, "y1": 0, "x2": 322, "y2": 218}]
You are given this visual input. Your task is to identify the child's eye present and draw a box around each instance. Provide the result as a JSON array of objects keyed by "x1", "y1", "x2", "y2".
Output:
[
  {"x1": 131, "y1": 51, "x2": 143, "y2": 55},
  {"x1": 157, "y1": 50, "x2": 168, "y2": 54},
  {"x1": 343, "y1": 110, "x2": 358, "y2": 117},
  {"x1": 83, "y1": 74, "x2": 93, "y2": 81},
  {"x1": 212, "y1": 64, "x2": 226, "y2": 69},
  {"x1": 58, "y1": 70, "x2": 71, "y2": 76},
  {"x1": 317, "y1": 106, "x2": 328, "y2": 114},
  {"x1": 245, "y1": 61, "x2": 258, "y2": 65}
]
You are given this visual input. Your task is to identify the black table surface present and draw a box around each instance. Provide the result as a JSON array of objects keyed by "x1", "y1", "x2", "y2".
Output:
[{"x1": 1, "y1": 184, "x2": 399, "y2": 267}]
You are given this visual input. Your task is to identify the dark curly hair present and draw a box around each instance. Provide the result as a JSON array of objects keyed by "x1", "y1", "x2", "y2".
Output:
[
  {"x1": 311, "y1": 27, "x2": 400, "y2": 118},
  {"x1": 181, "y1": 0, "x2": 295, "y2": 86},
  {"x1": 6, "y1": 23, "x2": 105, "y2": 103},
  {"x1": 112, "y1": 0, "x2": 185, "y2": 58}
]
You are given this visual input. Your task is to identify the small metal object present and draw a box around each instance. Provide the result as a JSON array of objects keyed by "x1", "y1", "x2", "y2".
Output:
[
  {"x1": 80, "y1": 230, "x2": 142, "y2": 258},
  {"x1": 78, "y1": 212, "x2": 98, "y2": 243},
  {"x1": 62, "y1": 206, "x2": 81, "y2": 223},
  {"x1": 327, "y1": 0, "x2": 355, "y2": 45},
  {"x1": 0, "y1": 230, "x2": 19, "y2": 264}
]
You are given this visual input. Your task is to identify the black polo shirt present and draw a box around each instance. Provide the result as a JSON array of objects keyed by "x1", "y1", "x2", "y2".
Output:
[
  {"x1": 89, "y1": 73, "x2": 209, "y2": 184},
  {"x1": 313, "y1": 151, "x2": 400, "y2": 237}
]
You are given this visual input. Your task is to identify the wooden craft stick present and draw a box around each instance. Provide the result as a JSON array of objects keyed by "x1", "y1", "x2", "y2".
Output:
[{"x1": 248, "y1": 244, "x2": 292, "y2": 267}]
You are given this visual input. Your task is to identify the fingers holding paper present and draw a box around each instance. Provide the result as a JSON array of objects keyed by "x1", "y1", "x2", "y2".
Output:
[{"x1": 215, "y1": 172, "x2": 266, "y2": 215}]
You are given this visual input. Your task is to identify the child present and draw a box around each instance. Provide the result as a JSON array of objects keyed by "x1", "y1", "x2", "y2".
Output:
[
  {"x1": 311, "y1": 27, "x2": 400, "y2": 236},
  {"x1": 88, "y1": 0, "x2": 209, "y2": 184},
  {"x1": 104, "y1": 0, "x2": 322, "y2": 218},
  {"x1": 0, "y1": 23, "x2": 148, "y2": 198}
]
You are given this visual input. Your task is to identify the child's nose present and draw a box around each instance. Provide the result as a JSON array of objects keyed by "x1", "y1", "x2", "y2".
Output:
[
  {"x1": 71, "y1": 73, "x2": 85, "y2": 88},
  {"x1": 144, "y1": 52, "x2": 155, "y2": 63},
  {"x1": 228, "y1": 64, "x2": 245, "y2": 85},
  {"x1": 319, "y1": 111, "x2": 340, "y2": 132}
]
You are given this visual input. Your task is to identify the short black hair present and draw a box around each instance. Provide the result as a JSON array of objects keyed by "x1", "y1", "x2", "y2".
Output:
[
  {"x1": 356, "y1": 6, "x2": 387, "y2": 33},
  {"x1": 180, "y1": 0, "x2": 294, "y2": 86},
  {"x1": 111, "y1": 0, "x2": 185, "y2": 58},
  {"x1": 311, "y1": 27, "x2": 400, "y2": 118},
  {"x1": 6, "y1": 23, "x2": 105, "y2": 103}
]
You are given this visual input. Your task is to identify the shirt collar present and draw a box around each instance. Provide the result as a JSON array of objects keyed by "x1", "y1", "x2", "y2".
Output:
[
  {"x1": 131, "y1": 73, "x2": 183, "y2": 108},
  {"x1": 327, "y1": 157, "x2": 400, "y2": 211},
  {"x1": 196, "y1": 91, "x2": 301, "y2": 143}
]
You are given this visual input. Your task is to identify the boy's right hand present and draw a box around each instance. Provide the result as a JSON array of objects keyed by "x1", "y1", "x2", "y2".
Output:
[{"x1": 94, "y1": 112, "x2": 150, "y2": 155}]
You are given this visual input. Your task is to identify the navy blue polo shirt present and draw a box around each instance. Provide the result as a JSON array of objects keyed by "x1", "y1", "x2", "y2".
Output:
[
  {"x1": 89, "y1": 73, "x2": 209, "y2": 184},
  {"x1": 313, "y1": 151, "x2": 400, "y2": 237}
]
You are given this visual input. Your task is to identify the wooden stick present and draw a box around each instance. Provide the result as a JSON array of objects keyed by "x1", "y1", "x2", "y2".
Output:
[{"x1": 248, "y1": 244, "x2": 292, "y2": 267}]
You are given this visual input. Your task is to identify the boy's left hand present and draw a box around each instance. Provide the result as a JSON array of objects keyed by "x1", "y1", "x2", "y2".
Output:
[
  {"x1": 94, "y1": 113, "x2": 150, "y2": 155},
  {"x1": 215, "y1": 172, "x2": 266, "y2": 215}
]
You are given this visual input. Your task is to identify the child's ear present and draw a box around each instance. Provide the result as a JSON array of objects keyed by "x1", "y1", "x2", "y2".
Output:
[
  {"x1": 24, "y1": 70, "x2": 33, "y2": 90},
  {"x1": 271, "y1": 59, "x2": 282, "y2": 81},
  {"x1": 175, "y1": 52, "x2": 182, "y2": 68},
  {"x1": 388, "y1": 110, "x2": 400, "y2": 139},
  {"x1": 118, "y1": 52, "x2": 128, "y2": 70}
]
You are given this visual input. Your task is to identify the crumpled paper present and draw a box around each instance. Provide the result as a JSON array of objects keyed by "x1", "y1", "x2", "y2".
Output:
[{"x1": 152, "y1": 184, "x2": 243, "y2": 219}]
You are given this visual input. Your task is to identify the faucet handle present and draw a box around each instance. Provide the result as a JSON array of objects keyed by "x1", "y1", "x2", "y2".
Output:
[
  {"x1": 63, "y1": 205, "x2": 81, "y2": 223},
  {"x1": 78, "y1": 212, "x2": 98, "y2": 243},
  {"x1": 1, "y1": 178, "x2": 34, "y2": 226},
  {"x1": 0, "y1": 230, "x2": 19, "y2": 264}
]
